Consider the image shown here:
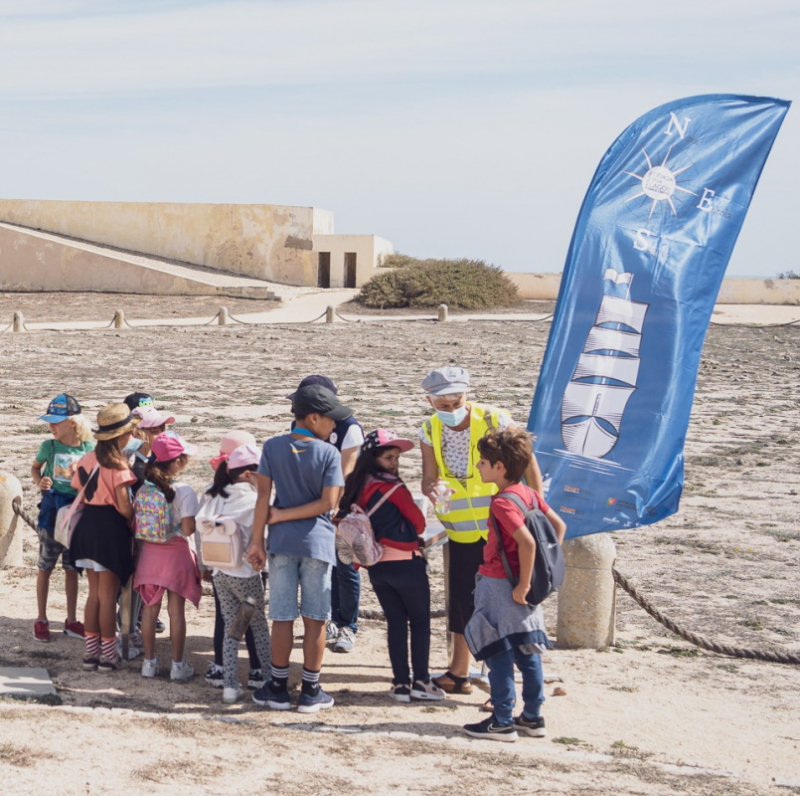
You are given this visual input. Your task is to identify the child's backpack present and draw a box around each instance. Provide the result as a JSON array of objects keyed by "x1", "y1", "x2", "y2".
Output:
[
  {"x1": 197, "y1": 515, "x2": 244, "y2": 570},
  {"x1": 489, "y1": 490, "x2": 565, "y2": 606},
  {"x1": 133, "y1": 482, "x2": 176, "y2": 544},
  {"x1": 336, "y1": 483, "x2": 401, "y2": 567}
]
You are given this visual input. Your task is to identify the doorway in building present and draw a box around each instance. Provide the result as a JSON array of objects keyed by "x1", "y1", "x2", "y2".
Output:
[
  {"x1": 344, "y1": 252, "x2": 357, "y2": 288},
  {"x1": 318, "y1": 252, "x2": 331, "y2": 288}
]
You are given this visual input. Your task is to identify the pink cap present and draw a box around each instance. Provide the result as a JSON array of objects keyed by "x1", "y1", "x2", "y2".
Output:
[
  {"x1": 228, "y1": 444, "x2": 260, "y2": 470},
  {"x1": 363, "y1": 428, "x2": 414, "y2": 454},
  {"x1": 135, "y1": 407, "x2": 176, "y2": 429},
  {"x1": 151, "y1": 431, "x2": 198, "y2": 462},
  {"x1": 210, "y1": 430, "x2": 257, "y2": 471}
]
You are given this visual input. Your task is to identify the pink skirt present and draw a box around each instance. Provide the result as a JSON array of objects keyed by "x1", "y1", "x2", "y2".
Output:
[{"x1": 134, "y1": 536, "x2": 202, "y2": 607}]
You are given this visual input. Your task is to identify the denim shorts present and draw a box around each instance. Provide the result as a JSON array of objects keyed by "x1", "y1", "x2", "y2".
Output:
[{"x1": 268, "y1": 554, "x2": 331, "y2": 622}]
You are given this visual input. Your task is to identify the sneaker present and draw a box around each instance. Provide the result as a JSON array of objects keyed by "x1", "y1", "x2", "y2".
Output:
[
  {"x1": 205, "y1": 664, "x2": 225, "y2": 688},
  {"x1": 33, "y1": 620, "x2": 50, "y2": 643},
  {"x1": 325, "y1": 622, "x2": 339, "y2": 644},
  {"x1": 223, "y1": 685, "x2": 245, "y2": 704},
  {"x1": 389, "y1": 684, "x2": 411, "y2": 703},
  {"x1": 247, "y1": 668, "x2": 266, "y2": 690},
  {"x1": 333, "y1": 626, "x2": 355, "y2": 653},
  {"x1": 155, "y1": 618, "x2": 166, "y2": 634},
  {"x1": 141, "y1": 658, "x2": 158, "y2": 678},
  {"x1": 116, "y1": 637, "x2": 142, "y2": 660},
  {"x1": 63, "y1": 619, "x2": 85, "y2": 639},
  {"x1": 170, "y1": 661, "x2": 195, "y2": 682},
  {"x1": 514, "y1": 714, "x2": 546, "y2": 738},
  {"x1": 252, "y1": 681, "x2": 292, "y2": 711},
  {"x1": 82, "y1": 657, "x2": 99, "y2": 672},
  {"x1": 463, "y1": 715, "x2": 519, "y2": 743},
  {"x1": 297, "y1": 686, "x2": 335, "y2": 714},
  {"x1": 410, "y1": 679, "x2": 446, "y2": 701},
  {"x1": 97, "y1": 654, "x2": 125, "y2": 673}
]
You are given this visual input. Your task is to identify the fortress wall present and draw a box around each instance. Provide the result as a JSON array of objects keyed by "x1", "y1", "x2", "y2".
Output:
[
  {"x1": 509, "y1": 272, "x2": 800, "y2": 305},
  {"x1": 0, "y1": 200, "x2": 325, "y2": 285},
  {"x1": 0, "y1": 223, "x2": 233, "y2": 296}
]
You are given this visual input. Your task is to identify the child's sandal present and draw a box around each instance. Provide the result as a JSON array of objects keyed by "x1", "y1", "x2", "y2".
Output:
[{"x1": 432, "y1": 671, "x2": 473, "y2": 694}]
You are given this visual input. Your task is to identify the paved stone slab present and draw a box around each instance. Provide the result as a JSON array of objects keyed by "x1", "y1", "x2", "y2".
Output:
[{"x1": 0, "y1": 666, "x2": 56, "y2": 698}]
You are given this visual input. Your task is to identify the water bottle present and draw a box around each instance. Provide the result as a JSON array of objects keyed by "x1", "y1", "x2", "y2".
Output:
[
  {"x1": 434, "y1": 479, "x2": 453, "y2": 514},
  {"x1": 228, "y1": 596, "x2": 258, "y2": 641}
]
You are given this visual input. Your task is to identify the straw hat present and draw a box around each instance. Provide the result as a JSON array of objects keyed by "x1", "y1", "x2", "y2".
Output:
[{"x1": 94, "y1": 403, "x2": 141, "y2": 441}]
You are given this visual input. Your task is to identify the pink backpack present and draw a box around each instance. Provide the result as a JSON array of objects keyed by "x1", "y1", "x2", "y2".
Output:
[{"x1": 336, "y1": 484, "x2": 400, "y2": 567}]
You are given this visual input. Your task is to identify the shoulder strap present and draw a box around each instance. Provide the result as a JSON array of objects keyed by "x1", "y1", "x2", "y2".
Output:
[
  {"x1": 497, "y1": 489, "x2": 534, "y2": 515},
  {"x1": 366, "y1": 483, "x2": 402, "y2": 518}
]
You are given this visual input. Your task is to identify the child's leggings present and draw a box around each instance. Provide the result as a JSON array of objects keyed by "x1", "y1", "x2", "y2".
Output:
[
  {"x1": 368, "y1": 556, "x2": 431, "y2": 685},
  {"x1": 212, "y1": 577, "x2": 265, "y2": 670},
  {"x1": 213, "y1": 571, "x2": 271, "y2": 690}
]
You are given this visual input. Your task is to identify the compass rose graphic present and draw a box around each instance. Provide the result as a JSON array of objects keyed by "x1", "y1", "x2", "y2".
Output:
[{"x1": 623, "y1": 146, "x2": 697, "y2": 219}]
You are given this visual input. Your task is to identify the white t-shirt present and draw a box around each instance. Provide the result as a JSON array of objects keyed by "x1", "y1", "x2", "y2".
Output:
[
  {"x1": 339, "y1": 423, "x2": 365, "y2": 451},
  {"x1": 420, "y1": 407, "x2": 512, "y2": 478},
  {"x1": 171, "y1": 482, "x2": 199, "y2": 530}
]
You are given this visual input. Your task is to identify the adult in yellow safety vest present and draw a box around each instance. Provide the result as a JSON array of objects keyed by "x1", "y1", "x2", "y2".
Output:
[{"x1": 419, "y1": 366, "x2": 542, "y2": 695}]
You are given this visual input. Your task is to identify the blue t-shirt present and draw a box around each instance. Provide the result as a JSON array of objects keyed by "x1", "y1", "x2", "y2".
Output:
[{"x1": 258, "y1": 434, "x2": 344, "y2": 565}]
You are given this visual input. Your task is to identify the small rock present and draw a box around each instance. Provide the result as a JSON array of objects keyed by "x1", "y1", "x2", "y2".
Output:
[
  {"x1": 190, "y1": 416, "x2": 199, "y2": 423},
  {"x1": 553, "y1": 686, "x2": 567, "y2": 696}
]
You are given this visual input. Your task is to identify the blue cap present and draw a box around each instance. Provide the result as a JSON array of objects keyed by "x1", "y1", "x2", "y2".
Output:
[{"x1": 39, "y1": 393, "x2": 81, "y2": 424}]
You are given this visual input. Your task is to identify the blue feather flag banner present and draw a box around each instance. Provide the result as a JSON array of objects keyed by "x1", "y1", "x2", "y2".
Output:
[{"x1": 528, "y1": 94, "x2": 789, "y2": 539}]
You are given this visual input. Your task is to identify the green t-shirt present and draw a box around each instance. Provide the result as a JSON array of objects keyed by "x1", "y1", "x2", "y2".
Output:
[{"x1": 35, "y1": 439, "x2": 95, "y2": 496}]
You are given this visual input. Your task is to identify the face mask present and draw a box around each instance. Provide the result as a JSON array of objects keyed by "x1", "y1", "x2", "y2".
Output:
[
  {"x1": 436, "y1": 406, "x2": 468, "y2": 427},
  {"x1": 122, "y1": 437, "x2": 144, "y2": 456}
]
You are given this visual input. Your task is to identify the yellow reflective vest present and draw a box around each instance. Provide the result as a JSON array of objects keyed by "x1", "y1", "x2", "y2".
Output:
[{"x1": 421, "y1": 403, "x2": 502, "y2": 544}]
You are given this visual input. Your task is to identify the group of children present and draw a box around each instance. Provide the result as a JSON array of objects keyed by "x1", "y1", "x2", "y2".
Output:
[{"x1": 29, "y1": 376, "x2": 566, "y2": 740}]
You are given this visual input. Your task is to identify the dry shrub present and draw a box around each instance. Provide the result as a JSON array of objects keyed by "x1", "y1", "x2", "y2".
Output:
[{"x1": 358, "y1": 257, "x2": 519, "y2": 309}]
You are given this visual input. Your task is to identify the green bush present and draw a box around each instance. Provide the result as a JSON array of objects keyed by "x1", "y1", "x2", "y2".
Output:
[
  {"x1": 777, "y1": 270, "x2": 800, "y2": 279},
  {"x1": 358, "y1": 257, "x2": 519, "y2": 310}
]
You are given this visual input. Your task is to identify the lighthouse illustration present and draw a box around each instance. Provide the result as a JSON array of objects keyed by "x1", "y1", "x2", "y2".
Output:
[{"x1": 560, "y1": 269, "x2": 649, "y2": 459}]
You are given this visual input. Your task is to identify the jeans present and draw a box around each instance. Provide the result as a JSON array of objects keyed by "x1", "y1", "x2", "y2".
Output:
[
  {"x1": 268, "y1": 554, "x2": 331, "y2": 622},
  {"x1": 368, "y1": 556, "x2": 431, "y2": 685},
  {"x1": 330, "y1": 558, "x2": 360, "y2": 632},
  {"x1": 486, "y1": 645, "x2": 544, "y2": 726}
]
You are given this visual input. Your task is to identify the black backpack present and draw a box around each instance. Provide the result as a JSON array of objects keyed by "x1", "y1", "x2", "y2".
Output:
[{"x1": 489, "y1": 490, "x2": 565, "y2": 606}]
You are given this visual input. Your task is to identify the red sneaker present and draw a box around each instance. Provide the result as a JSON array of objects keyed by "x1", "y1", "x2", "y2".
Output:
[
  {"x1": 63, "y1": 619, "x2": 85, "y2": 639},
  {"x1": 33, "y1": 620, "x2": 51, "y2": 642}
]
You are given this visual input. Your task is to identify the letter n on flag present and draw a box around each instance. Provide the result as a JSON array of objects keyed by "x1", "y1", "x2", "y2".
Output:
[{"x1": 528, "y1": 94, "x2": 790, "y2": 539}]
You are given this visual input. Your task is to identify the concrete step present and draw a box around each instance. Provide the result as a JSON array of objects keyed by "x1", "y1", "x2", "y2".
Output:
[{"x1": 0, "y1": 222, "x2": 299, "y2": 300}]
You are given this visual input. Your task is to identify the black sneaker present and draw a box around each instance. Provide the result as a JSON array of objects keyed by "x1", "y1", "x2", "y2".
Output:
[
  {"x1": 204, "y1": 664, "x2": 225, "y2": 689},
  {"x1": 155, "y1": 618, "x2": 166, "y2": 634},
  {"x1": 514, "y1": 714, "x2": 546, "y2": 738},
  {"x1": 247, "y1": 668, "x2": 266, "y2": 690},
  {"x1": 252, "y1": 681, "x2": 292, "y2": 710},
  {"x1": 463, "y1": 715, "x2": 518, "y2": 743},
  {"x1": 297, "y1": 686, "x2": 334, "y2": 714}
]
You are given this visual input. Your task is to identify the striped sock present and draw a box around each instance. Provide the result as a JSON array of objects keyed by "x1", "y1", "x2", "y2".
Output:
[
  {"x1": 270, "y1": 663, "x2": 289, "y2": 690},
  {"x1": 101, "y1": 637, "x2": 116, "y2": 660},
  {"x1": 301, "y1": 667, "x2": 320, "y2": 695},
  {"x1": 84, "y1": 632, "x2": 100, "y2": 659}
]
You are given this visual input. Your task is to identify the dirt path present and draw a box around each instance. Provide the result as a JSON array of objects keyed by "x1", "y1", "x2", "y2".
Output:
[{"x1": 0, "y1": 313, "x2": 799, "y2": 795}]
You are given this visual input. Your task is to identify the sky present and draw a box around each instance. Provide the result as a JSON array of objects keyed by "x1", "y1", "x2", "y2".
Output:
[{"x1": 0, "y1": 0, "x2": 797, "y2": 277}]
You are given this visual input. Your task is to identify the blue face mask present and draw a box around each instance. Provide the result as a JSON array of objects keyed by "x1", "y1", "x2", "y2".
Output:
[
  {"x1": 122, "y1": 437, "x2": 144, "y2": 456},
  {"x1": 436, "y1": 406, "x2": 468, "y2": 427}
]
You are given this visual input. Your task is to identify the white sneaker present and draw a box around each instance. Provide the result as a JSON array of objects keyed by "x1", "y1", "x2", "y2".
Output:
[
  {"x1": 223, "y1": 685, "x2": 244, "y2": 704},
  {"x1": 141, "y1": 658, "x2": 158, "y2": 678},
  {"x1": 410, "y1": 679, "x2": 446, "y2": 701},
  {"x1": 334, "y1": 626, "x2": 356, "y2": 653},
  {"x1": 325, "y1": 622, "x2": 339, "y2": 644},
  {"x1": 170, "y1": 661, "x2": 195, "y2": 681}
]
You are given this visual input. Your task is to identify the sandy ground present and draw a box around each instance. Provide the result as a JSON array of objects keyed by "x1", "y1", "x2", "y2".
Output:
[{"x1": 0, "y1": 293, "x2": 799, "y2": 795}]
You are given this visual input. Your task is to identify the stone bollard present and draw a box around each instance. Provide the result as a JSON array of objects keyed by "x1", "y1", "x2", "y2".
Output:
[
  {"x1": 556, "y1": 534, "x2": 616, "y2": 649},
  {"x1": 12, "y1": 311, "x2": 25, "y2": 332},
  {"x1": 0, "y1": 472, "x2": 24, "y2": 567},
  {"x1": 113, "y1": 309, "x2": 125, "y2": 329},
  {"x1": 438, "y1": 304, "x2": 448, "y2": 322},
  {"x1": 326, "y1": 305, "x2": 336, "y2": 324},
  {"x1": 218, "y1": 306, "x2": 229, "y2": 326}
]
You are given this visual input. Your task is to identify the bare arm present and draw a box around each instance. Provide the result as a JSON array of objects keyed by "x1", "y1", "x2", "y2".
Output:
[
  {"x1": 268, "y1": 486, "x2": 341, "y2": 524},
  {"x1": 522, "y1": 454, "x2": 544, "y2": 495},
  {"x1": 31, "y1": 459, "x2": 52, "y2": 492},
  {"x1": 545, "y1": 507, "x2": 567, "y2": 544},
  {"x1": 180, "y1": 516, "x2": 196, "y2": 537},
  {"x1": 246, "y1": 474, "x2": 272, "y2": 570},
  {"x1": 340, "y1": 445, "x2": 359, "y2": 479},
  {"x1": 420, "y1": 441, "x2": 440, "y2": 500},
  {"x1": 511, "y1": 524, "x2": 536, "y2": 605},
  {"x1": 115, "y1": 483, "x2": 134, "y2": 522}
]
